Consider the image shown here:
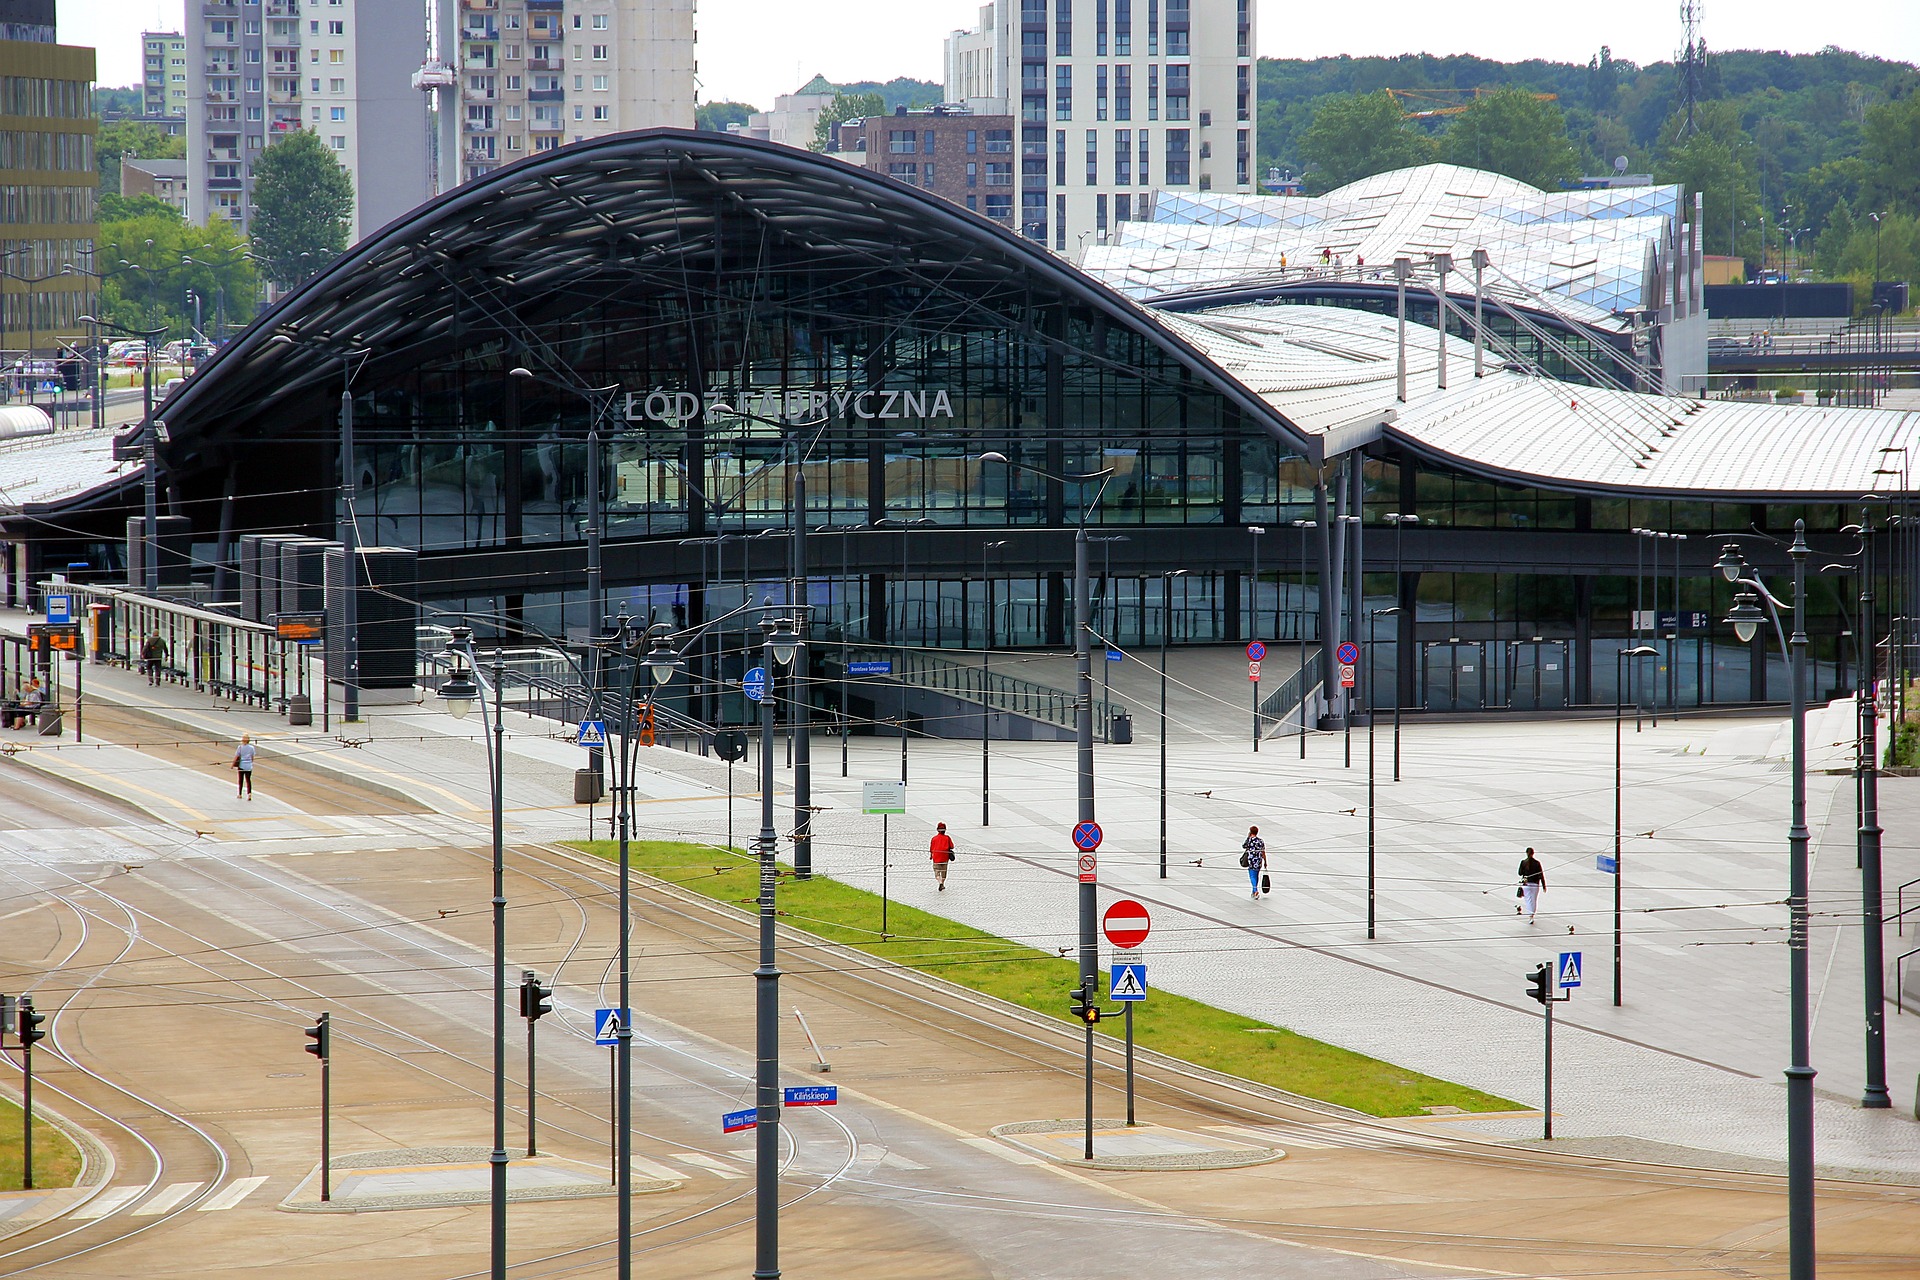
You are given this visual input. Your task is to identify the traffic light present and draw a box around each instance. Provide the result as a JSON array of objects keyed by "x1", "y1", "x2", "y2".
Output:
[
  {"x1": 520, "y1": 971, "x2": 553, "y2": 1022},
  {"x1": 1067, "y1": 980, "x2": 1101, "y2": 1025},
  {"x1": 1, "y1": 993, "x2": 14, "y2": 1037},
  {"x1": 303, "y1": 1011, "x2": 330, "y2": 1061},
  {"x1": 1525, "y1": 964, "x2": 1551, "y2": 1005},
  {"x1": 18, "y1": 997, "x2": 46, "y2": 1046}
]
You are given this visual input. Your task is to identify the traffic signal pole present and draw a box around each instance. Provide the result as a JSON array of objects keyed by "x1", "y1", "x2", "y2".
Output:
[
  {"x1": 19, "y1": 996, "x2": 42, "y2": 1189},
  {"x1": 1074, "y1": 526, "x2": 1097, "y2": 1164},
  {"x1": 304, "y1": 1012, "x2": 331, "y2": 1202}
]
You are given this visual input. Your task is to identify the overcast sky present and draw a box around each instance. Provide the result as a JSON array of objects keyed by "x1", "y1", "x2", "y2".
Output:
[{"x1": 69, "y1": 0, "x2": 1920, "y2": 104}]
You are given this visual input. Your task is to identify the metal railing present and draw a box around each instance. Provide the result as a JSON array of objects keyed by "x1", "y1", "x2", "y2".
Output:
[
  {"x1": 1257, "y1": 648, "x2": 1322, "y2": 739},
  {"x1": 1895, "y1": 945, "x2": 1920, "y2": 1016},
  {"x1": 1895, "y1": 876, "x2": 1920, "y2": 937},
  {"x1": 841, "y1": 646, "x2": 1125, "y2": 733}
]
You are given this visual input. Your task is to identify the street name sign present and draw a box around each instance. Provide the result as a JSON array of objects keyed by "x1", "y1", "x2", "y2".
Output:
[
  {"x1": 849, "y1": 660, "x2": 893, "y2": 675},
  {"x1": 783, "y1": 1085, "x2": 838, "y2": 1107},
  {"x1": 1595, "y1": 854, "x2": 1618, "y2": 874},
  {"x1": 722, "y1": 1108, "x2": 757, "y2": 1133},
  {"x1": 1106, "y1": 649, "x2": 1124, "y2": 663}
]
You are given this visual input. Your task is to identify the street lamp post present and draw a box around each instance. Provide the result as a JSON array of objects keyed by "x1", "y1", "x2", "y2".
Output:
[
  {"x1": 1366, "y1": 606, "x2": 1399, "y2": 939},
  {"x1": 1291, "y1": 518, "x2": 1315, "y2": 758},
  {"x1": 1384, "y1": 513, "x2": 1418, "y2": 778},
  {"x1": 1613, "y1": 645, "x2": 1658, "y2": 1006},
  {"x1": 1717, "y1": 526, "x2": 1815, "y2": 1280},
  {"x1": 752, "y1": 615, "x2": 802, "y2": 1278},
  {"x1": 1248, "y1": 524, "x2": 1265, "y2": 749},
  {"x1": 981, "y1": 539, "x2": 1008, "y2": 826},
  {"x1": 1847, "y1": 518, "x2": 1893, "y2": 1108},
  {"x1": 1159, "y1": 569, "x2": 1188, "y2": 878},
  {"x1": 435, "y1": 629, "x2": 509, "y2": 1280},
  {"x1": 1090, "y1": 534, "x2": 1129, "y2": 742}
]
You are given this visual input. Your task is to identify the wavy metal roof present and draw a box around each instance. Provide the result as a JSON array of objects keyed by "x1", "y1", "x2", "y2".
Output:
[{"x1": 1084, "y1": 163, "x2": 1681, "y2": 320}]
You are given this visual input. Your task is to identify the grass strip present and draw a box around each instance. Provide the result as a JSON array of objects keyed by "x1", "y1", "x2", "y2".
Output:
[
  {"x1": 572, "y1": 839, "x2": 1517, "y2": 1118},
  {"x1": 0, "y1": 1096, "x2": 82, "y2": 1192}
]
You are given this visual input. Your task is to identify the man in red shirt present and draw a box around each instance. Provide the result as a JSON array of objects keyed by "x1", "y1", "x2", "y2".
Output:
[{"x1": 929, "y1": 823, "x2": 955, "y2": 891}]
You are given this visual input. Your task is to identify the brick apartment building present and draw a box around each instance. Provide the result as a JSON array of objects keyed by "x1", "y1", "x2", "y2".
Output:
[{"x1": 831, "y1": 105, "x2": 1017, "y2": 229}]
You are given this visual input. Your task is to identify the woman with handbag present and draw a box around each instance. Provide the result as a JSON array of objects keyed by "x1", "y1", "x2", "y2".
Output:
[
  {"x1": 1516, "y1": 847, "x2": 1546, "y2": 922},
  {"x1": 1240, "y1": 826, "x2": 1267, "y2": 900}
]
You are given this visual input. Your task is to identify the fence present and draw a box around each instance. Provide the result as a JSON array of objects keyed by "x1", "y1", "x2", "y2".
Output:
[{"x1": 842, "y1": 645, "x2": 1124, "y2": 734}]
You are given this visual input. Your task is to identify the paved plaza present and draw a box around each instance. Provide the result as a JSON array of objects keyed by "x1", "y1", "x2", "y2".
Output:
[{"x1": 6, "y1": 613, "x2": 1918, "y2": 1183}]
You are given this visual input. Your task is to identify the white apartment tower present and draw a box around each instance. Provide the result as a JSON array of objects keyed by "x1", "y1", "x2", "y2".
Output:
[
  {"x1": 187, "y1": 0, "x2": 430, "y2": 242},
  {"x1": 944, "y1": 0, "x2": 1255, "y2": 256},
  {"x1": 446, "y1": 0, "x2": 695, "y2": 186}
]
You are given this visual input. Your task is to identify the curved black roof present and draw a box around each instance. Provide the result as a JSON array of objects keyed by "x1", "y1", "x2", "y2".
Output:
[{"x1": 149, "y1": 128, "x2": 1319, "y2": 469}]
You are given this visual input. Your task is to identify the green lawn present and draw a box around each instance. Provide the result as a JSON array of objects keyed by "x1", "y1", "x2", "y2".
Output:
[
  {"x1": 572, "y1": 839, "x2": 1518, "y2": 1118},
  {"x1": 0, "y1": 1096, "x2": 82, "y2": 1192}
]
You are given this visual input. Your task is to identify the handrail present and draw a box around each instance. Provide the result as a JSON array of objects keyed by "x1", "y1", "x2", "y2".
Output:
[
  {"x1": 840, "y1": 646, "x2": 1126, "y2": 732},
  {"x1": 1898, "y1": 876, "x2": 1920, "y2": 936},
  {"x1": 1257, "y1": 649, "x2": 1322, "y2": 739},
  {"x1": 1895, "y1": 945, "x2": 1920, "y2": 1016}
]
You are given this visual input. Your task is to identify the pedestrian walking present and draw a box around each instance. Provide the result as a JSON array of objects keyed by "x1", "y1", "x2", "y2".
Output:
[
  {"x1": 1516, "y1": 846, "x2": 1546, "y2": 921},
  {"x1": 929, "y1": 822, "x2": 955, "y2": 891},
  {"x1": 140, "y1": 631, "x2": 168, "y2": 686},
  {"x1": 1240, "y1": 826, "x2": 1267, "y2": 899},
  {"x1": 233, "y1": 733, "x2": 256, "y2": 800}
]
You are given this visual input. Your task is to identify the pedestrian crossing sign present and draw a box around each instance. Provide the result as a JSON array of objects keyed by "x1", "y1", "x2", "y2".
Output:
[
  {"x1": 1110, "y1": 963, "x2": 1147, "y2": 1001},
  {"x1": 577, "y1": 720, "x2": 607, "y2": 747},
  {"x1": 594, "y1": 1007, "x2": 629, "y2": 1045},
  {"x1": 1557, "y1": 951, "x2": 1582, "y2": 989}
]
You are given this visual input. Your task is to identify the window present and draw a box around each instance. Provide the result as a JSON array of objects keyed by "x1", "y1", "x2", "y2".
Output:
[
  {"x1": 984, "y1": 129, "x2": 1013, "y2": 153},
  {"x1": 329, "y1": 77, "x2": 344, "y2": 92},
  {"x1": 966, "y1": 194, "x2": 978, "y2": 211},
  {"x1": 1165, "y1": 128, "x2": 1189, "y2": 184},
  {"x1": 572, "y1": 14, "x2": 582, "y2": 27},
  {"x1": 887, "y1": 162, "x2": 918, "y2": 185},
  {"x1": 1114, "y1": 129, "x2": 1130, "y2": 184},
  {"x1": 966, "y1": 129, "x2": 978, "y2": 153},
  {"x1": 1165, "y1": 64, "x2": 1189, "y2": 120},
  {"x1": 1055, "y1": 193, "x2": 1066, "y2": 249},
  {"x1": 1115, "y1": 65, "x2": 1131, "y2": 121},
  {"x1": 592, "y1": 75, "x2": 608, "y2": 90},
  {"x1": 1056, "y1": 0, "x2": 1072, "y2": 55},
  {"x1": 1055, "y1": 65, "x2": 1071, "y2": 120},
  {"x1": 923, "y1": 129, "x2": 936, "y2": 154},
  {"x1": 330, "y1": 106, "x2": 345, "y2": 121},
  {"x1": 505, "y1": 104, "x2": 521, "y2": 120},
  {"x1": 329, "y1": 49, "x2": 343, "y2": 64},
  {"x1": 505, "y1": 75, "x2": 522, "y2": 90},
  {"x1": 1148, "y1": 65, "x2": 1159, "y2": 120},
  {"x1": 504, "y1": 44, "x2": 520, "y2": 59},
  {"x1": 505, "y1": 14, "x2": 520, "y2": 28},
  {"x1": 328, "y1": 20, "x2": 344, "y2": 34},
  {"x1": 310, "y1": 77, "x2": 321, "y2": 91},
  {"x1": 1096, "y1": 65, "x2": 1108, "y2": 120},
  {"x1": 1168, "y1": 27, "x2": 1189, "y2": 55},
  {"x1": 573, "y1": 105, "x2": 583, "y2": 119},
  {"x1": 310, "y1": 48, "x2": 320, "y2": 62},
  {"x1": 309, "y1": 106, "x2": 321, "y2": 120},
  {"x1": 330, "y1": 135, "x2": 346, "y2": 149},
  {"x1": 507, "y1": 135, "x2": 522, "y2": 151},
  {"x1": 1055, "y1": 129, "x2": 1066, "y2": 184},
  {"x1": 1237, "y1": 128, "x2": 1250, "y2": 186},
  {"x1": 592, "y1": 45, "x2": 608, "y2": 60},
  {"x1": 888, "y1": 130, "x2": 916, "y2": 154},
  {"x1": 923, "y1": 163, "x2": 935, "y2": 184},
  {"x1": 573, "y1": 76, "x2": 583, "y2": 90},
  {"x1": 967, "y1": 161, "x2": 978, "y2": 188},
  {"x1": 1116, "y1": 192, "x2": 1131, "y2": 223},
  {"x1": 1138, "y1": 129, "x2": 1149, "y2": 184},
  {"x1": 592, "y1": 14, "x2": 609, "y2": 28},
  {"x1": 1117, "y1": 0, "x2": 1132, "y2": 54},
  {"x1": 1096, "y1": 193, "x2": 1108, "y2": 233},
  {"x1": 985, "y1": 161, "x2": 1013, "y2": 186},
  {"x1": 592, "y1": 105, "x2": 608, "y2": 120},
  {"x1": 985, "y1": 193, "x2": 1013, "y2": 221},
  {"x1": 1097, "y1": 0, "x2": 1109, "y2": 54},
  {"x1": 1085, "y1": 129, "x2": 1098, "y2": 185}
]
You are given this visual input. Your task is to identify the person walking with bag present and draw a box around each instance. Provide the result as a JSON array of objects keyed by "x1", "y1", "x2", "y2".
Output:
[
  {"x1": 1516, "y1": 847, "x2": 1546, "y2": 922},
  {"x1": 141, "y1": 631, "x2": 168, "y2": 686},
  {"x1": 233, "y1": 733, "x2": 256, "y2": 800},
  {"x1": 1240, "y1": 826, "x2": 1267, "y2": 900},
  {"x1": 929, "y1": 822, "x2": 955, "y2": 891}
]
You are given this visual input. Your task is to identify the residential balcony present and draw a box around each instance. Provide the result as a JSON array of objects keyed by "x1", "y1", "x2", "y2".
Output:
[
  {"x1": 206, "y1": 147, "x2": 240, "y2": 161},
  {"x1": 206, "y1": 176, "x2": 242, "y2": 191},
  {"x1": 527, "y1": 87, "x2": 563, "y2": 103},
  {"x1": 528, "y1": 118, "x2": 564, "y2": 132},
  {"x1": 525, "y1": 57, "x2": 560, "y2": 71},
  {"x1": 266, "y1": 1, "x2": 299, "y2": 16},
  {"x1": 268, "y1": 90, "x2": 299, "y2": 104},
  {"x1": 462, "y1": 119, "x2": 497, "y2": 134},
  {"x1": 204, "y1": 90, "x2": 238, "y2": 103}
]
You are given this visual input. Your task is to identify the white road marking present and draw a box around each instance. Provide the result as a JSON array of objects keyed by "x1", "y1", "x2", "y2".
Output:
[
  {"x1": 131, "y1": 1182, "x2": 203, "y2": 1215},
  {"x1": 958, "y1": 1136, "x2": 1046, "y2": 1166},
  {"x1": 628, "y1": 1156, "x2": 682, "y2": 1183},
  {"x1": 671, "y1": 1153, "x2": 746, "y2": 1179},
  {"x1": 71, "y1": 1186, "x2": 145, "y2": 1220},
  {"x1": 859, "y1": 1144, "x2": 927, "y2": 1171},
  {"x1": 1203, "y1": 1123, "x2": 1334, "y2": 1150},
  {"x1": 197, "y1": 1176, "x2": 269, "y2": 1211}
]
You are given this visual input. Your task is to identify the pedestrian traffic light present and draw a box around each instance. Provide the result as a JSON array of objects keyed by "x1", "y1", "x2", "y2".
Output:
[
  {"x1": 1525, "y1": 963, "x2": 1551, "y2": 1005},
  {"x1": 0, "y1": 993, "x2": 14, "y2": 1037},
  {"x1": 18, "y1": 997, "x2": 46, "y2": 1046},
  {"x1": 303, "y1": 1011, "x2": 330, "y2": 1061},
  {"x1": 1067, "y1": 980, "x2": 1101, "y2": 1025},
  {"x1": 520, "y1": 971, "x2": 553, "y2": 1022}
]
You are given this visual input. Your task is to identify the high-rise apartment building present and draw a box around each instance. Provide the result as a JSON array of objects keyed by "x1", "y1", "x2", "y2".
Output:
[
  {"x1": 187, "y1": 1, "x2": 429, "y2": 242},
  {"x1": 142, "y1": 31, "x2": 188, "y2": 120},
  {"x1": 0, "y1": 0, "x2": 95, "y2": 357},
  {"x1": 943, "y1": 0, "x2": 1255, "y2": 256},
  {"x1": 449, "y1": 0, "x2": 694, "y2": 185}
]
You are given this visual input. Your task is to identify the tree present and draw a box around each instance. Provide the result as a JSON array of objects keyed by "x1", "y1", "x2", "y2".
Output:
[
  {"x1": 1655, "y1": 117, "x2": 1756, "y2": 258},
  {"x1": 96, "y1": 120, "x2": 185, "y2": 197},
  {"x1": 95, "y1": 212, "x2": 258, "y2": 342},
  {"x1": 249, "y1": 130, "x2": 353, "y2": 289},
  {"x1": 696, "y1": 101, "x2": 756, "y2": 133},
  {"x1": 1440, "y1": 88, "x2": 1582, "y2": 188},
  {"x1": 1860, "y1": 92, "x2": 1920, "y2": 214},
  {"x1": 97, "y1": 193, "x2": 183, "y2": 223},
  {"x1": 1298, "y1": 91, "x2": 1434, "y2": 192},
  {"x1": 811, "y1": 91, "x2": 885, "y2": 152}
]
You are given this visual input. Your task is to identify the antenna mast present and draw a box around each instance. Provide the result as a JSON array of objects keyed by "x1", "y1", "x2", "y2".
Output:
[{"x1": 1678, "y1": 1, "x2": 1706, "y2": 136}]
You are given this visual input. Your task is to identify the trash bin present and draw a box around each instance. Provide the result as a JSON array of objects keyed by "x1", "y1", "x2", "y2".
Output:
[
  {"x1": 574, "y1": 768, "x2": 605, "y2": 804},
  {"x1": 287, "y1": 694, "x2": 313, "y2": 727},
  {"x1": 36, "y1": 707, "x2": 62, "y2": 737},
  {"x1": 1109, "y1": 712, "x2": 1133, "y2": 744}
]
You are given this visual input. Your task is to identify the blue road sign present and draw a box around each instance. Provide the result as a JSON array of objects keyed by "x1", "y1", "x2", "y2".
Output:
[
  {"x1": 1557, "y1": 952, "x2": 1582, "y2": 989},
  {"x1": 577, "y1": 719, "x2": 607, "y2": 747},
  {"x1": 1110, "y1": 963, "x2": 1147, "y2": 1001},
  {"x1": 722, "y1": 1108, "x2": 758, "y2": 1133},
  {"x1": 1071, "y1": 820, "x2": 1103, "y2": 851},
  {"x1": 44, "y1": 594, "x2": 71, "y2": 625},
  {"x1": 1246, "y1": 641, "x2": 1266, "y2": 662},
  {"x1": 743, "y1": 666, "x2": 767, "y2": 702},
  {"x1": 849, "y1": 660, "x2": 893, "y2": 675},
  {"x1": 783, "y1": 1085, "x2": 838, "y2": 1107},
  {"x1": 1595, "y1": 854, "x2": 1618, "y2": 875},
  {"x1": 593, "y1": 1007, "x2": 630, "y2": 1046},
  {"x1": 1336, "y1": 641, "x2": 1360, "y2": 665},
  {"x1": 1106, "y1": 649, "x2": 1124, "y2": 663}
]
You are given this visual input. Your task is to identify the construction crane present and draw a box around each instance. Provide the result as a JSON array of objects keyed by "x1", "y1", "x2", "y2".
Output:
[{"x1": 1387, "y1": 88, "x2": 1559, "y2": 120}]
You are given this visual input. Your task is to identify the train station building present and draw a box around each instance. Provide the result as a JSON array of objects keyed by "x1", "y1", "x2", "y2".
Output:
[{"x1": 2, "y1": 130, "x2": 1916, "y2": 723}]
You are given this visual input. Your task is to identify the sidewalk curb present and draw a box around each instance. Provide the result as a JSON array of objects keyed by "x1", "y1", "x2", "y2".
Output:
[{"x1": 0, "y1": 1081, "x2": 118, "y2": 1240}]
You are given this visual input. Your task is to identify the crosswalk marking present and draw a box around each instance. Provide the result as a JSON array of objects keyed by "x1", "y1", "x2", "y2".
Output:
[
  {"x1": 71, "y1": 1186, "x2": 144, "y2": 1220},
  {"x1": 671, "y1": 1154, "x2": 746, "y2": 1180},
  {"x1": 627, "y1": 1156, "x2": 682, "y2": 1183},
  {"x1": 1203, "y1": 1123, "x2": 1336, "y2": 1150},
  {"x1": 958, "y1": 1136, "x2": 1046, "y2": 1166},
  {"x1": 856, "y1": 1143, "x2": 927, "y2": 1171},
  {"x1": 197, "y1": 1176, "x2": 269, "y2": 1211},
  {"x1": 131, "y1": 1182, "x2": 203, "y2": 1215}
]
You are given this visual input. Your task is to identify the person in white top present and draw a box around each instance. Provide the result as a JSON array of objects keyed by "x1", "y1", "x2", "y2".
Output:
[{"x1": 233, "y1": 733, "x2": 257, "y2": 800}]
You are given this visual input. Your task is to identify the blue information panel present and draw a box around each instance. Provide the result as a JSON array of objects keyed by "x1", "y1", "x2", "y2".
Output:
[
  {"x1": 722, "y1": 1108, "x2": 758, "y2": 1133},
  {"x1": 783, "y1": 1085, "x2": 838, "y2": 1107},
  {"x1": 45, "y1": 594, "x2": 71, "y2": 625},
  {"x1": 1595, "y1": 854, "x2": 1618, "y2": 874},
  {"x1": 743, "y1": 666, "x2": 767, "y2": 702},
  {"x1": 1106, "y1": 649, "x2": 1124, "y2": 663},
  {"x1": 849, "y1": 660, "x2": 893, "y2": 675}
]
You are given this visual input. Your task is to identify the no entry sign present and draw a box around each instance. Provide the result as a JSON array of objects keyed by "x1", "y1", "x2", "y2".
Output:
[{"x1": 1102, "y1": 899, "x2": 1152, "y2": 949}]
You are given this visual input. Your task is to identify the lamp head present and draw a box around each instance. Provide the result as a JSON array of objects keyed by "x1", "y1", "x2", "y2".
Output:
[
  {"x1": 977, "y1": 451, "x2": 1009, "y2": 464},
  {"x1": 1725, "y1": 592, "x2": 1764, "y2": 644},
  {"x1": 766, "y1": 618, "x2": 801, "y2": 668},
  {"x1": 509, "y1": 366, "x2": 533, "y2": 379},
  {"x1": 437, "y1": 627, "x2": 478, "y2": 718},
  {"x1": 1715, "y1": 543, "x2": 1745, "y2": 583},
  {"x1": 641, "y1": 627, "x2": 682, "y2": 687}
]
